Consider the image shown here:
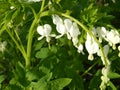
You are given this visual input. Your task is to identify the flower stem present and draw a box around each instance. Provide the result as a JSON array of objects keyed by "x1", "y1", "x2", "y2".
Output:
[
  {"x1": 26, "y1": 0, "x2": 46, "y2": 69},
  {"x1": 26, "y1": 17, "x2": 38, "y2": 68},
  {"x1": 81, "y1": 61, "x2": 98, "y2": 76},
  {"x1": 6, "y1": 28, "x2": 28, "y2": 65}
]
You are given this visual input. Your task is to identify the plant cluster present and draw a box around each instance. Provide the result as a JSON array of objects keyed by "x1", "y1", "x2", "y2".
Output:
[{"x1": 0, "y1": 0, "x2": 120, "y2": 90}]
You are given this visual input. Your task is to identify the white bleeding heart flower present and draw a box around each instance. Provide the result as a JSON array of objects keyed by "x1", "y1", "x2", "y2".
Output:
[
  {"x1": 52, "y1": 15, "x2": 67, "y2": 39},
  {"x1": 97, "y1": 45, "x2": 110, "y2": 65},
  {"x1": 69, "y1": 22, "x2": 80, "y2": 46},
  {"x1": 94, "y1": 27, "x2": 107, "y2": 43},
  {"x1": 77, "y1": 44, "x2": 84, "y2": 54},
  {"x1": 55, "y1": 22, "x2": 67, "y2": 38},
  {"x1": 106, "y1": 30, "x2": 120, "y2": 49},
  {"x1": 52, "y1": 15, "x2": 81, "y2": 47},
  {"x1": 69, "y1": 22, "x2": 80, "y2": 38},
  {"x1": 37, "y1": 24, "x2": 52, "y2": 42},
  {"x1": 64, "y1": 19, "x2": 73, "y2": 39},
  {"x1": 52, "y1": 15, "x2": 62, "y2": 25},
  {"x1": 100, "y1": 65, "x2": 110, "y2": 90},
  {"x1": 85, "y1": 33, "x2": 99, "y2": 60}
]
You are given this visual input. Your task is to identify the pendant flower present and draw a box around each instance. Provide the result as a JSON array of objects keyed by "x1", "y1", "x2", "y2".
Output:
[
  {"x1": 100, "y1": 65, "x2": 110, "y2": 90},
  {"x1": 37, "y1": 24, "x2": 52, "y2": 42},
  {"x1": 93, "y1": 27, "x2": 107, "y2": 43},
  {"x1": 69, "y1": 22, "x2": 80, "y2": 47},
  {"x1": 52, "y1": 15, "x2": 62, "y2": 25},
  {"x1": 97, "y1": 45, "x2": 110, "y2": 65},
  {"x1": 56, "y1": 22, "x2": 67, "y2": 38},
  {"x1": 64, "y1": 19, "x2": 73, "y2": 39},
  {"x1": 52, "y1": 15, "x2": 67, "y2": 39},
  {"x1": 77, "y1": 44, "x2": 84, "y2": 54},
  {"x1": 106, "y1": 30, "x2": 120, "y2": 49},
  {"x1": 85, "y1": 33, "x2": 99, "y2": 60},
  {"x1": 52, "y1": 14, "x2": 81, "y2": 47}
]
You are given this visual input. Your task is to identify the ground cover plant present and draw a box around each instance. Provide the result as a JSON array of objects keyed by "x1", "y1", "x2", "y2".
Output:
[{"x1": 0, "y1": 0, "x2": 120, "y2": 90}]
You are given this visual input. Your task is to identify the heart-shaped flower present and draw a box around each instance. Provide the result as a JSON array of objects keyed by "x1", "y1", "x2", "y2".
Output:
[{"x1": 37, "y1": 24, "x2": 52, "y2": 42}]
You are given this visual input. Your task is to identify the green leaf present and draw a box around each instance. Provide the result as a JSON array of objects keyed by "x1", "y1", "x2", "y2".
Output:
[
  {"x1": 108, "y1": 71, "x2": 120, "y2": 79},
  {"x1": 0, "y1": 75, "x2": 5, "y2": 83},
  {"x1": 34, "y1": 73, "x2": 52, "y2": 90},
  {"x1": 34, "y1": 40, "x2": 45, "y2": 51},
  {"x1": 35, "y1": 47, "x2": 50, "y2": 59},
  {"x1": 108, "y1": 81, "x2": 117, "y2": 90},
  {"x1": 26, "y1": 68, "x2": 42, "y2": 81},
  {"x1": 14, "y1": 62, "x2": 25, "y2": 79},
  {"x1": 89, "y1": 70, "x2": 101, "y2": 90},
  {"x1": 50, "y1": 78, "x2": 72, "y2": 90},
  {"x1": 13, "y1": 62, "x2": 30, "y2": 87},
  {"x1": 7, "y1": 84, "x2": 22, "y2": 90}
]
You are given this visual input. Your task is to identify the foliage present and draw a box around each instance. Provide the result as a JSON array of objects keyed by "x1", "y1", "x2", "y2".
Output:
[{"x1": 0, "y1": 0, "x2": 120, "y2": 90}]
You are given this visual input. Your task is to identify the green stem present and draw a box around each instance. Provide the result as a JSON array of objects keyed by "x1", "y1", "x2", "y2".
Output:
[
  {"x1": 40, "y1": 0, "x2": 46, "y2": 12},
  {"x1": 26, "y1": 0, "x2": 46, "y2": 69},
  {"x1": 6, "y1": 28, "x2": 28, "y2": 64},
  {"x1": 81, "y1": 61, "x2": 98, "y2": 76},
  {"x1": 58, "y1": 12, "x2": 109, "y2": 66},
  {"x1": 26, "y1": 17, "x2": 38, "y2": 68}
]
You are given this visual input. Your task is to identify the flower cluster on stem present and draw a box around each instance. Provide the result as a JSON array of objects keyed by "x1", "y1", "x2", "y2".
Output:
[{"x1": 36, "y1": 14, "x2": 120, "y2": 89}]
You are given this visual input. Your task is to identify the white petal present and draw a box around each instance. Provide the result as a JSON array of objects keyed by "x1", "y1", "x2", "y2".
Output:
[
  {"x1": 50, "y1": 34, "x2": 56, "y2": 37},
  {"x1": 85, "y1": 40, "x2": 99, "y2": 54},
  {"x1": 37, "y1": 26, "x2": 44, "y2": 35},
  {"x1": 72, "y1": 37, "x2": 78, "y2": 47},
  {"x1": 77, "y1": 44, "x2": 84, "y2": 54},
  {"x1": 56, "y1": 35, "x2": 64, "y2": 39},
  {"x1": 69, "y1": 22, "x2": 80, "y2": 38},
  {"x1": 106, "y1": 30, "x2": 120, "y2": 45},
  {"x1": 52, "y1": 15, "x2": 62, "y2": 25},
  {"x1": 104, "y1": 45, "x2": 109, "y2": 56},
  {"x1": 88, "y1": 54, "x2": 94, "y2": 60},
  {"x1": 101, "y1": 27, "x2": 107, "y2": 37},
  {"x1": 66, "y1": 32, "x2": 71, "y2": 40},
  {"x1": 44, "y1": 24, "x2": 52, "y2": 36},
  {"x1": 38, "y1": 36, "x2": 44, "y2": 40},
  {"x1": 118, "y1": 46, "x2": 120, "y2": 51},
  {"x1": 64, "y1": 19, "x2": 72, "y2": 31},
  {"x1": 46, "y1": 36, "x2": 51, "y2": 42},
  {"x1": 56, "y1": 22, "x2": 67, "y2": 35}
]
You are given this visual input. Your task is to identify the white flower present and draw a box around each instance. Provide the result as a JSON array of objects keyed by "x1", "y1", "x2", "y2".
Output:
[
  {"x1": 85, "y1": 33, "x2": 99, "y2": 60},
  {"x1": 69, "y1": 22, "x2": 80, "y2": 38},
  {"x1": 118, "y1": 46, "x2": 120, "y2": 57},
  {"x1": 69, "y1": 22, "x2": 80, "y2": 46},
  {"x1": 0, "y1": 41, "x2": 7, "y2": 53},
  {"x1": 100, "y1": 66, "x2": 110, "y2": 90},
  {"x1": 64, "y1": 19, "x2": 73, "y2": 39},
  {"x1": 10, "y1": 6, "x2": 15, "y2": 9},
  {"x1": 52, "y1": 15, "x2": 67, "y2": 39},
  {"x1": 77, "y1": 44, "x2": 84, "y2": 54},
  {"x1": 37, "y1": 24, "x2": 52, "y2": 42},
  {"x1": 94, "y1": 27, "x2": 107, "y2": 42},
  {"x1": 97, "y1": 45, "x2": 109, "y2": 57},
  {"x1": 106, "y1": 30, "x2": 120, "y2": 49},
  {"x1": 52, "y1": 15, "x2": 62, "y2": 25},
  {"x1": 56, "y1": 22, "x2": 67, "y2": 38},
  {"x1": 97, "y1": 45, "x2": 110, "y2": 65},
  {"x1": 52, "y1": 15, "x2": 80, "y2": 47}
]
